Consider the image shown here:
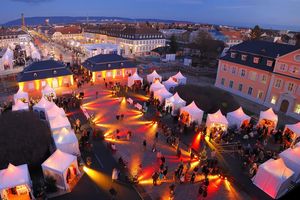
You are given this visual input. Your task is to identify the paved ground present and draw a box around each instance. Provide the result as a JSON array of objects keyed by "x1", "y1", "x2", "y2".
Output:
[{"x1": 80, "y1": 82, "x2": 252, "y2": 200}]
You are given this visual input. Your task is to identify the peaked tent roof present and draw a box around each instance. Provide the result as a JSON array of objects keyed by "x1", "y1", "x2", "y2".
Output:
[
  {"x1": 181, "y1": 101, "x2": 203, "y2": 115},
  {"x1": 53, "y1": 129, "x2": 77, "y2": 145},
  {"x1": 33, "y1": 97, "x2": 54, "y2": 110},
  {"x1": 46, "y1": 105, "x2": 65, "y2": 119},
  {"x1": 163, "y1": 77, "x2": 179, "y2": 88},
  {"x1": 285, "y1": 122, "x2": 300, "y2": 138},
  {"x1": 49, "y1": 115, "x2": 71, "y2": 130},
  {"x1": 227, "y1": 107, "x2": 250, "y2": 125},
  {"x1": 42, "y1": 84, "x2": 55, "y2": 94},
  {"x1": 259, "y1": 108, "x2": 278, "y2": 122},
  {"x1": 207, "y1": 109, "x2": 228, "y2": 125},
  {"x1": 147, "y1": 70, "x2": 162, "y2": 81},
  {"x1": 149, "y1": 80, "x2": 165, "y2": 92},
  {"x1": 0, "y1": 164, "x2": 30, "y2": 190},
  {"x1": 12, "y1": 100, "x2": 29, "y2": 111},
  {"x1": 172, "y1": 71, "x2": 186, "y2": 79},
  {"x1": 252, "y1": 158, "x2": 294, "y2": 199},
  {"x1": 166, "y1": 92, "x2": 186, "y2": 104},
  {"x1": 128, "y1": 72, "x2": 143, "y2": 87},
  {"x1": 42, "y1": 149, "x2": 77, "y2": 173},
  {"x1": 13, "y1": 88, "x2": 29, "y2": 101},
  {"x1": 154, "y1": 87, "x2": 172, "y2": 98}
]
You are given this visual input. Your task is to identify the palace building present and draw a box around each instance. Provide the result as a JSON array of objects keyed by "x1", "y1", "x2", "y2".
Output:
[
  {"x1": 17, "y1": 60, "x2": 73, "y2": 92},
  {"x1": 215, "y1": 40, "x2": 300, "y2": 120},
  {"x1": 84, "y1": 24, "x2": 165, "y2": 57},
  {"x1": 81, "y1": 54, "x2": 137, "y2": 83}
]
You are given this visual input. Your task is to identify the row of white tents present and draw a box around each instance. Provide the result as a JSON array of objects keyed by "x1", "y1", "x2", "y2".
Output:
[
  {"x1": 6, "y1": 95, "x2": 81, "y2": 196},
  {"x1": 252, "y1": 143, "x2": 300, "y2": 199}
]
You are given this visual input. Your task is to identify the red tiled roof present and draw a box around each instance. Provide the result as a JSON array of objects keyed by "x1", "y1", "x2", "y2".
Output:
[
  {"x1": 54, "y1": 26, "x2": 82, "y2": 35},
  {"x1": 220, "y1": 29, "x2": 243, "y2": 40}
]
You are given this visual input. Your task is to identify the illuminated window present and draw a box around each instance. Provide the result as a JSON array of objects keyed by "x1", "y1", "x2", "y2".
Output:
[
  {"x1": 261, "y1": 75, "x2": 267, "y2": 84},
  {"x1": 294, "y1": 104, "x2": 300, "y2": 114},
  {"x1": 257, "y1": 90, "x2": 263, "y2": 99},
  {"x1": 253, "y1": 57, "x2": 260, "y2": 64},
  {"x1": 288, "y1": 82, "x2": 295, "y2": 92},
  {"x1": 231, "y1": 52, "x2": 237, "y2": 58},
  {"x1": 267, "y1": 60, "x2": 273, "y2": 67},
  {"x1": 249, "y1": 72, "x2": 257, "y2": 81},
  {"x1": 241, "y1": 54, "x2": 247, "y2": 61},
  {"x1": 271, "y1": 96, "x2": 277, "y2": 104}
]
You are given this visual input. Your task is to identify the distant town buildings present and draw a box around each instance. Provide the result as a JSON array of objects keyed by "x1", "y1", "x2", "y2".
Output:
[
  {"x1": 50, "y1": 25, "x2": 83, "y2": 41},
  {"x1": 84, "y1": 24, "x2": 166, "y2": 57},
  {"x1": 0, "y1": 29, "x2": 31, "y2": 48},
  {"x1": 215, "y1": 40, "x2": 300, "y2": 120}
]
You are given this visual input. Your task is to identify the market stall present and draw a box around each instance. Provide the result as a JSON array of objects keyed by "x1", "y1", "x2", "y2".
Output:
[
  {"x1": 153, "y1": 87, "x2": 172, "y2": 104},
  {"x1": 162, "y1": 77, "x2": 179, "y2": 91},
  {"x1": 42, "y1": 84, "x2": 56, "y2": 100},
  {"x1": 149, "y1": 80, "x2": 165, "y2": 92},
  {"x1": 283, "y1": 122, "x2": 300, "y2": 144},
  {"x1": 127, "y1": 72, "x2": 143, "y2": 87},
  {"x1": 42, "y1": 150, "x2": 80, "y2": 191},
  {"x1": 206, "y1": 110, "x2": 228, "y2": 134},
  {"x1": 49, "y1": 115, "x2": 71, "y2": 132},
  {"x1": 53, "y1": 128, "x2": 80, "y2": 156},
  {"x1": 33, "y1": 97, "x2": 55, "y2": 120},
  {"x1": 12, "y1": 100, "x2": 29, "y2": 111},
  {"x1": 0, "y1": 164, "x2": 33, "y2": 200},
  {"x1": 171, "y1": 71, "x2": 187, "y2": 85},
  {"x1": 252, "y1": 158, "x2": 294, "y2": 199},
  {"x1": 226, "y1": 107, "x2": 251, "y2": 128},
  {"x1": 165, "y1": 92, "x2": 186, "y2": 116},
  {"x1": 279, "y1": 143, "x2": 300, "y2": 183},
  {"x1": 258, "y1": 108, "x2": 278, "y2": 130},
  {"x1": 179, "y1": 101, "x2": 204, "y2": 126},
  {"x1": 147, "y1": 70, "x2": 162, "y2": 83},
  {"x1": 45, "y1": 104, "x2": 66, "y2": 120},
  {"x1": 13, "y1": 88, "x2": 29, "y2": 103}
]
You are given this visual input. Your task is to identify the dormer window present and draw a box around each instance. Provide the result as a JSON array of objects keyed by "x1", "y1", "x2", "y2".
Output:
[
  {"x1": 253, "y1": 57, "x2": 260, "y2": 64},
  {"x1": 121, "y1": 62, "x2": 124, "y2": 66},
  {"x1": 231, "y1": 52, "x2": 237, "y2": 58},
  {"x1": 108, "y1": 64, "x2": 111, "y2": 68},
  {"x1": 33, "y1": 73, "x2": 37, "y2": 77},
  {"x1": 241, "y1": 55, "x2": 247, "y2": 61},
  {"x1": 53, "y1": 70, "x2": 57, "y2": 75},
  {"x1": 267, "y1": 60, "x2": 273, "y2": 67}
]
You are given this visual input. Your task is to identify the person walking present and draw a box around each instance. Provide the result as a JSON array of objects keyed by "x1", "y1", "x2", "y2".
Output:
[
  {"x1": 163, "y1": 166, "x2": 168, "y2": 179},
  {"x1": 152, "y1": 171, "x2": 159, "y2": 186},
  {"x1": 190, "y1": 172, "x2": 196, "y2": 183}
]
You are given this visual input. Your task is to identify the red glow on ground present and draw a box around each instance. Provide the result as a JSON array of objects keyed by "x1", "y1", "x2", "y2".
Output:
[{"x1": 191, "y1": 132, "x2": 202, "y2": 152}]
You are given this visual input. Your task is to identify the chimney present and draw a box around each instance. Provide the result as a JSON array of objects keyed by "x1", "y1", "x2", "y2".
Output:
[{"x1": 21, "y1": 13, "x2": 26, "y2": 30}]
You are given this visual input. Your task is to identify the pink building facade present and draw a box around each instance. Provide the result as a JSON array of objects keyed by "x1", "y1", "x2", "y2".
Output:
[{"x1": 215, "y1": 41, "x2": 300, "y2": 120}]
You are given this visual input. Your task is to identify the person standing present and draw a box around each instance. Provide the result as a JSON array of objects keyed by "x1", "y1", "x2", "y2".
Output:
[
  {"x1": 152, "y1": 171, "x2": 159, "y2": 186},
  {"x1": 143, "y1": 139, "x2": 147, "y2": 151}
]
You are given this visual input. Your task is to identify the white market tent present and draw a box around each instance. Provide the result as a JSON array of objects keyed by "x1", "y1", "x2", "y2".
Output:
[
  {"x1": 284, "y1": 122, "x2": 300, "y2": 142},
  {"x1": 153, "y1": 87, "x2": 172, "y2": 104},
  {"x1": 13, "y1": 88, "x2": 29, "y2": 103},
  {"x1": 180, "y1": 101, "x2": 204, "y2": 125},
  {"x1": 147, "y1": 70, "x2": 162, "y2": 83},
  {"x1": 259, "y1": 108, "x2": 278, "y2": 128},
  {"x1": 149, "y1": 80, "x2": 165, "y2": 92},
  {"x1": 165, "y1": 92, "x2": 186, "y2": 116},
  {"x1": 49, "y1": 115, "x2": 71, "y2": 132},
  {"x1": 42, "y1": 84, "x2": 56, "y2": 99},
  {"x1": 42, "y1": 150, "x2": 80, "y2": 190},
  {"x1": 252, "y1": 158, "x2": 294, "y2": 199},
  {"x1": 46, "y1": 105, "x2": 66, "y2": 120},
  {"x1": 162, "y1": 77, "x2": 179, "y2": 91},
  {"x1": 0, "y1": 164, "x2": 33, "y2": 199},
  {"x1": 226, "y1": 107, "x2": 251, "y2": 128},
  {"x1": 12, "y1": 100, "x2": 29, "y2": 111},
  {"x1": 53, "y1": 128, "x2": 80, "y2": 156},
  {"x1": 279, "y1": 143, "x2": 300, "y2": 183},
  {"x1": 206, "y1": 110, "x2": 228, "y2": 133},
  {"x1": 127, "y1": 72, "x2": 143, "y2": 87},
  {"x1": 33, "y1": 97, "x2": 54, "y2": 120},
  {"x1": 171, "y1": 71, "x2": 187, "y2": 85}
]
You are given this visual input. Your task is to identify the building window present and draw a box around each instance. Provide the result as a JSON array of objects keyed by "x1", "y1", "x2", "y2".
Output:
[
  {"x1": 294, "y1": 104, "x2": 300, "y2": 114},
  {"x1": 229, "y1": 80, "x2": 234, "y2": 88},
  {"x1": 247, "y1": 87, "x2": 253, "y2": 95},
  {"x1": 289, "y1": 66, "x2": 299, "y2": 74},
  {"x1": 231, "y1": 52, "x2": 237, "y2": 58},
  {"x1": 231, "y1": 67, "x2": 236, "y2": 74},
  {"x1": 241, "y1": 55, "x2": 247, "y2": 61},
  {"x1": 221, "y1": 78, "x2": 225, "y2": 85},
  {"x1": 267, "y1": 60, "x2": 273, "y2": 67},
  {"x1": 257, "y1": 90, "x2": 263, "y2": 99},
  {"x1": 274, "y1": 79, "x2": 282, "y2": 88},
  {"x1": 238, "y1": 84, "x2": 243, "y2": 91},
  {"x1": 249, "y1": 71, "x2": 257, "y2": 81},
  {"x1": 240, "y1": 69, "x2": 246, "y2": 77},
  {"x1": 253, "y1": 57, "x2": 260, "y2": 64},
  {"x1": 288, "y1": 82, "x2": 294, "y2": 92},
  {"x1": 271, "y1": 96, "x2": 277, "y2": 104},
  {"x1": 261, "y1": 75, "x2": 267, "y2": 84},
  {"x1": 279, "y1": 63, "x2": 287, "y2": 71},
  {"x1": 222, "y1": 64, "x2": 227, "y2": 71}
]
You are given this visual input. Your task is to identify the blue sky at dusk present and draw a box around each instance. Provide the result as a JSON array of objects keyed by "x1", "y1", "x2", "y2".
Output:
[{"x1": 1, "y1": 0, "x2": 300, "y2": 30}]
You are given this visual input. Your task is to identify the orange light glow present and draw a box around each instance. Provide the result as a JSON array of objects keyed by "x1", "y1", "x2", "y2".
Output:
[
  {"x1": 70, "y1": 75, "x2": 74, "y2": 85},
  {"x1": 122, "y1": 68, "x2": 125, "y2": 78},
  {"x1": 35, "y1": 80, "x2": 40, "y2": 90},
  {"x1": 102, "y1": 71, "x2": 106, "y2": 78},
  {"x1": 92, "y1": 72, "x2": 96, "y2": 82},
  {"x1": 112, "y1": 69, "x2": 116, "y2": 79},
  {"x1": 46, "y1": 78, "x2": 52, "y2": 87},
  {"x1": 58, "y1": 77, "x2": 63, "y2": 87},
  {"x1": 18, "y1": 82, "x2": 24, "y2": 90},
  {"x1": 83, "y1": 167, "x2": 112, "y2": 190}
]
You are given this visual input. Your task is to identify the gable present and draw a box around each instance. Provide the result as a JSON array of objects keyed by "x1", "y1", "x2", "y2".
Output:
[{"x1": 277, "y1": 49, "x2": 300, "y2": 65}]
